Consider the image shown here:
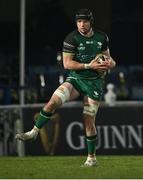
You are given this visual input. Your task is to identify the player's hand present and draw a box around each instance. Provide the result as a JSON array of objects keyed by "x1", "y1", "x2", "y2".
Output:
[
  {"x1": 89, "y1": 58, "x2": 109, "y2": 72},
  {"x1": 92, "y1": 54, "x2": 115, "y2": 71},
  {"x1": 101, "y1": 54, "x2": 116, "y2": 69},
  {"x1": 84, "y1": 54, "x2": 115, "y2": 72}
]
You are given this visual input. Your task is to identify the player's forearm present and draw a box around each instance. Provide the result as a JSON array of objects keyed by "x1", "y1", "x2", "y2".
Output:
[
  {"x1": 63, "y1": 59, "x2": 85, "y2": 70},
  {"x1": 63, "y1": 54, "x2": 88, "y2": 70}
]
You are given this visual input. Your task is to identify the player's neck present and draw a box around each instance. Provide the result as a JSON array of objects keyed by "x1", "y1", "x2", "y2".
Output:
[{"x1": 79, "y1": 28, "x2": 94, "y2": 38}]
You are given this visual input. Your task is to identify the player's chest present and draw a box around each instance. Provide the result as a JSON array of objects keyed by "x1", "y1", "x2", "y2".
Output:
[{"x1": 76, "y1": 39, "x2": 103, "y2": 53}]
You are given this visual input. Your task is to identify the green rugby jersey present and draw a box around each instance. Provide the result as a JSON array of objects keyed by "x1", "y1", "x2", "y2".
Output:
[{"x1": 63, "y1": 30, "x2": 109, "y2": 79}]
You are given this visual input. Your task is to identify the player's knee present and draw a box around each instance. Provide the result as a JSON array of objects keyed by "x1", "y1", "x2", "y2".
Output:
[
  {"x1": 44, "y1": 101, "x2": 57, "y2": 112},
  {"x1": 83, "y1": 104, "x2": 99, "y2": 117},
  {"x1": 53, "y1": 86, "x2": 70, "y2": 104}
]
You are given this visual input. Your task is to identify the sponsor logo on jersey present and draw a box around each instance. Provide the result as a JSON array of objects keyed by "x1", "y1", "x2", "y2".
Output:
[
  {"x1": 86, "y1": 41, "x2": 94, "y2": 44},
  {"x1": 97, "y1": 42, "x2": 102, "y2": 48},
  {"x1": 78, "y1": 43, "x2": 85, "y2": 50},
  {"x1": 78, "y1": 47, "x2": 85, "y2": 50},
  {"x1": 93, "y1": 91, "x2": 99, "y2": 96}
]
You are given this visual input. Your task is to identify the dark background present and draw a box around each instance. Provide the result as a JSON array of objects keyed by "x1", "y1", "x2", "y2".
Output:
[
  {"x1": 0, "y1": 0, "x2": 142, "y2": 66},
  {"x1": 0, "y1": 0, "x2": 143, "y2": 104}
]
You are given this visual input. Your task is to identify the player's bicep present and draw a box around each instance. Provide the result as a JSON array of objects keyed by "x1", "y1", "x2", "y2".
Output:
[
  {"x1": 63, "y1": 32, "x2": 77, "y2": 54},
  {"x1": 62, "y1": 52, "x2": 75, "y2": 68}
]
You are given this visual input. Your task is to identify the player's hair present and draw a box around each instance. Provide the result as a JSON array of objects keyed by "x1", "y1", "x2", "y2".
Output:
[{"x1": 75, "y1": 9, "x2": 94, "y2": 26}]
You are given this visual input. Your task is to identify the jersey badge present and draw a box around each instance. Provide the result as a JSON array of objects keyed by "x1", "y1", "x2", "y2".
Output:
[
  {"x1": 97, "y1": 42, "x2": 102, "y2": 48},
  {"x1": 86, "y1": 41, "x2": 94, "y2": 44},
  {"x1": 93, "y1": 91, "x2": 99, "y2": 96}
]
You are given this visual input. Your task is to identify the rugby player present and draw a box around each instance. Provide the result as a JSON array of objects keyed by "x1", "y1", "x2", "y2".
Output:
[{"x1": 16, "y1": 9, "x2": 116, "y2": 167}]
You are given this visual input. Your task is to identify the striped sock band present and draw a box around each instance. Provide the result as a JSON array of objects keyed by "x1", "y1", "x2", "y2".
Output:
[{"x1": 35, "y1": 109, "x2": 53, "y2": 129}]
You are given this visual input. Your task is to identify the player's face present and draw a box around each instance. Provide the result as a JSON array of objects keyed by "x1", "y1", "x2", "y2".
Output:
[{"x1": 76, "y1": 19, "x2": 91, "y2": 35}]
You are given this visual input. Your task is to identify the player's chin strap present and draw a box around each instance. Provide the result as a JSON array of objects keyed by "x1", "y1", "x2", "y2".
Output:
[{"x1": 53, "y1": 85, "x2": 70, "y2": 104}]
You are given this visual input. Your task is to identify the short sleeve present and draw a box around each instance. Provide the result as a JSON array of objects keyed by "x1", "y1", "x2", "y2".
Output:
[{"x1": 63, "y1": 31, "x2": 77, "y2": 54}]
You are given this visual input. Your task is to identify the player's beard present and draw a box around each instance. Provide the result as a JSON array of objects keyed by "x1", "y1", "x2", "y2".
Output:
[{"x1": 79, "y1": 27, "x2": 93, "y2": 37}]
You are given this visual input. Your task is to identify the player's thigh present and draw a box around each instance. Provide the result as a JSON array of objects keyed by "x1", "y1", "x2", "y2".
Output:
[
  {"x1": 53, "y1": 82, "x2": 79, "y2": 102},
  {"x1": 84, "y1": 96, "x2": 100, "y2": 106},
  {"x1": 44, "y1": 82, "x2": 74, "y2": 110},
  {"x1": 59, "y1": 82, "x2": 79, "y2": 100}
]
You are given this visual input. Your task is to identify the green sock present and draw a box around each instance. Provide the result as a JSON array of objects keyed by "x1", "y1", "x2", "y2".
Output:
[
  {"x1": 35, "y1": 109, "x2": 53, "y2": 129},
  {"x1": 86, "y1": 135, "x2": 97, "y2": 155}
]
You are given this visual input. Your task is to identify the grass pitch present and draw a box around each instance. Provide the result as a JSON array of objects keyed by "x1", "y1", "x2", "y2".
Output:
[{"x1": 0, "y1": 156, "x2": 143, "y2": 179}]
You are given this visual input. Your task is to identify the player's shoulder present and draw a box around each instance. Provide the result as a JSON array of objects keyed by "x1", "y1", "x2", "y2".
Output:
[
  {"x1": 63, "y1": 30, "x2": 79, "y2": 46},
  {"x1": 94, "y1": 29, "x2": 108, "y2": 38},
  {"x1": 63, "y1": 30, "x2": 78, "y2": 50},
  {"x1": 64, "y1": 30, "x2": 78, "y2": 41}
]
